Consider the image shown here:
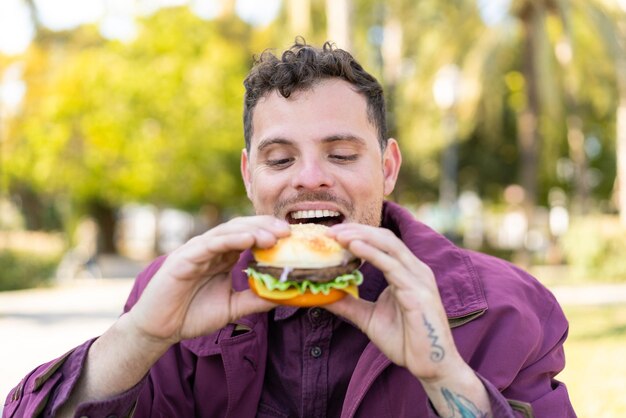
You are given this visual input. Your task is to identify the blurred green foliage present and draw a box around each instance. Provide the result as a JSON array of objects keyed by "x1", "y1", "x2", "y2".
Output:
[
  {"x1": 0, "y1": 1, "x2": 624, "y2": 271},
  {"x1": 3, "y1": 2, "x2": 622, "y2": 215},
  {"x1": 0, "y1": 250, "x2": 59, "y2": 291},
  {"x1": 6, "y1": 8, "x2": 253, "y2": 215},
  {"x1": 561, "y1": 215, "x2": 626, "y2": 281}
]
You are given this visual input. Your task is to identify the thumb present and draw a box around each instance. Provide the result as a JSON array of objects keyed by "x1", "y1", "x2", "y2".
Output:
[
  {"x1": 230, "y1": 289, "x2": 277, "y2": 320},
  {"x1": 324, "y1": 296, "x2": 374, "y2": 334}
]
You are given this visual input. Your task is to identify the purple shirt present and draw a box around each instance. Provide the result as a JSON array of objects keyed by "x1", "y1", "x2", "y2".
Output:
[
  {"x1": 3, "y1": 201, "x2": 577, "y2": 417},
  {"x1": 259, "y1": 259, "x2": 386, "y2": 417}
]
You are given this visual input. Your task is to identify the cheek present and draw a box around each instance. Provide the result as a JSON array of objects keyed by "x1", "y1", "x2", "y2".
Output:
[
  {"x1": 339, "y1": 170, "x2": 384, "y2": 199},
  {"x1": 250, "y1": 171, "x2": 285, "y2": 202}
]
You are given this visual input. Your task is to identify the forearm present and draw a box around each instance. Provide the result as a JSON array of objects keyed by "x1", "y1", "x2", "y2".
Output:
[
  {"x1": 421, "y1": 363, "x2": 492, "y2": 418},
  {"x1": 57, "y1": 313, "x2": 171, "y2": 417}
]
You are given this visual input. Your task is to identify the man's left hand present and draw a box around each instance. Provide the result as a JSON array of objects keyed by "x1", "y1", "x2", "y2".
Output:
[{"x1": 325, "y1": 223, "x2": 463, "y2": 382}]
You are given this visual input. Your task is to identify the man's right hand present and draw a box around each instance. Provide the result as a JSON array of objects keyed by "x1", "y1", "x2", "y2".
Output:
[
  {"x1": 127, "y1": 215, "x2": 290, "y2": 345},
  {"x1": 58, "y1": 216, "x2": 289, "y2": 416}
]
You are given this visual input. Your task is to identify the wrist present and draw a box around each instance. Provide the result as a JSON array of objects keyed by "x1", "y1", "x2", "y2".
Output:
[
  {"x1": 119, "y1": 311, "x2": 177, "y2": 354},
  {"x1": 417, "y1": 354, "x2": 473, "y2": 387},
  {"x1": 60, "y1": 313, "x2": 174, "y2": 412},
  {"x1": 418, "y1": 359, "x2": 492, "y2": 417}
]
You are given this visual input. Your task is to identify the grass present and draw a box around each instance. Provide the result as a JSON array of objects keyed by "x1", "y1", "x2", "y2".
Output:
[
  {"x1": 559, "y1": 304, "x2": 626, "y2": 418},
  {"x1": 0, "y1": 250, "x2": 59, "y2": 291}
]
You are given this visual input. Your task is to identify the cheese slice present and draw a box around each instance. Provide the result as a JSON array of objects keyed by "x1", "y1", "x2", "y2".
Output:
[
  {"x1": 342, "y1": 284, "x2": 359, "y2": 299},
  {"x1": 250, "y1": 278, "x2": 301, "y2": 300}
]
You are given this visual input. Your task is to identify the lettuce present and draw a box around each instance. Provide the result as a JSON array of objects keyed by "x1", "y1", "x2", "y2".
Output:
[{"x1": 245, "y1": 267, "x2": 363, "y2": 295}]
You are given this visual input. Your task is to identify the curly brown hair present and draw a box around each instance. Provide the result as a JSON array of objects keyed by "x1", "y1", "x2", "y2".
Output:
[{"x1": 243, "y1": 39, "x2": 387, "y2": 152}]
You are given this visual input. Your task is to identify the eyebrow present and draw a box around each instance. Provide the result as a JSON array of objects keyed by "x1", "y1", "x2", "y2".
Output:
[
  {"x1": 256, "y1": 134, "x2": 367, "y2": 153},
  {"x1": 257, "y1": 137, "x2": 293, "y2": 153},
  {"x1": 321, "y1": 134, "x2": 367, "y2": 146}
]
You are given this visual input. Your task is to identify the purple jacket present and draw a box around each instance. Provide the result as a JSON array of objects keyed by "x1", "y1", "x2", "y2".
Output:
[{"x1": 4, "y1": 202, "x2": 576, "y2": 417}]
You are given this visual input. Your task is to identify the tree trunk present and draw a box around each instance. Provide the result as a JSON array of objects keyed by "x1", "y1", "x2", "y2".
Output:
[
  {"x1": 518, "y1": 9, "x2": 543, "y2": 220},
  {"x1": 22, "y1": 0, "x2": 44, "y2": 33},
  {"x1": 13, "y1": 183, "x2": 45, "y2": 230},
  {"x1": 216, "y1": 0, "x2": 236, "y2": 18},
  {"x1": 615, "y1": 23, "x2": 626, "y2": 226},
  {"x1": 326, "y1": 0, "x2": 352, "y2": 50},
  {"x1": 555, "y1": 8, "x2": 590, "y2": 215},
  {"x1": 288, "y1": 0, "x2": 311, "y2": 39},
  {"x1": 381, "y1": 15, "x2": 403, "y2": 139},
  {"x1": 617, "y1": 101, "x2": 626, "y2": 225},
  {"x1": 566, "y1": 114, "x2": 589, "y2": 214},
  {"x1": 88, "y1": 200, "x2": 117, "y2": 254}
]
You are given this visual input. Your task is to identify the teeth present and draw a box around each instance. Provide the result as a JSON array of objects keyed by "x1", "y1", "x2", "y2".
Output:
[{"x1": 291, "y1": 210, "x2": 340, "y2": 220}]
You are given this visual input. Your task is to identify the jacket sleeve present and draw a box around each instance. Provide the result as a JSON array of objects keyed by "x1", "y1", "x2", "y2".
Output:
[
  {"x1": 2, "y1": 257, "x2": 167, "y2": 418},
  {"x1": 455, "y1": 255, "x2": 577, "y2": 418},
  {"x1": 498, "y1": 300, "x2": 576, "y2": 418},
  {"x1": 424, "y1": 304, "x2": 574, "y2": 418},
  {"x1": 422, "y1": 372, "x2": 530, "y2": 418}
]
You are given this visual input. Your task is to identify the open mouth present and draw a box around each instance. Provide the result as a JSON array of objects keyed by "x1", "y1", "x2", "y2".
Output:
[{"x1": 287, "y1": 209, "x2": 344, "y2": 227}]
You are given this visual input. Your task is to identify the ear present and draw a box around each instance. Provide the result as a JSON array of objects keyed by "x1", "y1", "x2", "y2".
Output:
[
  {"x1": 382, "y1": 138, "x2": 402, "y2": 196},
  {"x1": 241, "y1": 148, "x2": 253, "y2": 200}
]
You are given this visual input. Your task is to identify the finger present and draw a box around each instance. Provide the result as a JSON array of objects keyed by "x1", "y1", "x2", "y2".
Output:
[
  {"x1": 211, "y1": 216, "x2": 290, "y2": 238},
  {"x1": 203, "y1": 216, "x2": 290, "y2": 248},
  {"x1": 331, "y1": 226, "x2": 434, "y2": 288},
  {"x1": 159, "y1": 232, "x2": 256, "y2": 281},
  {"x1": 180, "y1": 220, "x2": 288, "y2": 265},
  {"x1": 346, "y1": 239, "x2": 420, "y2": 290},
  {"x1": 351, "y1": 237, "x2": 436, "y2": 292},
  {"x1": 332, "y1": 224, "x2": 415, "y2": 265},
  {"x1": 179, "y1": 232, "x2": 257, "y2": 264},
  {"x1": 189, "y1": 217, "x2": 287, "y2": 253},
  {"x1": 324, "y1": 294, "x2": 375, "y2": 333},
  {"x1": 229, "y1": 288, "x2": 278, "y2": 319}
]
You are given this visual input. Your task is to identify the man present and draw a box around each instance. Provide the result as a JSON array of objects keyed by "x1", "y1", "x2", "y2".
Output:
[{"x1": 4, "y1": 40, "x2": 575, "y2": 418}]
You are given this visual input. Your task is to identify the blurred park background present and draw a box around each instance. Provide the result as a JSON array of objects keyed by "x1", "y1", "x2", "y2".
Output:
[{"x1": 1, "y1": 0, "x2": 626, "y2": 416}]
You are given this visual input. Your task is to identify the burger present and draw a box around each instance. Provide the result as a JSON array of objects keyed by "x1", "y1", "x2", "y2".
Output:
[{"x1": 245, "y1": 223, "x2": 363, "y2": 307}]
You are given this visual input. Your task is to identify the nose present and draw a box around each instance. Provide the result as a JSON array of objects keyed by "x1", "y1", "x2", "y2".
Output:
[{"x1": 291, "y1": 157, "x2": 334, "y2": 190}]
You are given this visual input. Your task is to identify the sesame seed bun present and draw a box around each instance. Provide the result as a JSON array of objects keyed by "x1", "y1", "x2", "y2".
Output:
[{"x1": 252, "y1": 223, "x2": 353, "y2": 268}]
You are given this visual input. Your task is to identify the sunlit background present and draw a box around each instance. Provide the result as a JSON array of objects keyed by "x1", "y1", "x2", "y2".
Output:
[{"x1": 1, "y1": 0, "x2": 626, "y2": 416}]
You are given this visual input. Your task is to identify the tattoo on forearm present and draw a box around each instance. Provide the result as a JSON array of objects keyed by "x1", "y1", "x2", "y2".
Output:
[
  {"x1": 422, "y1": 314, "x2": 445, "y2": 362},
  {"x1": 441, "y1": 388, "x2": 489, "y2": 418}
]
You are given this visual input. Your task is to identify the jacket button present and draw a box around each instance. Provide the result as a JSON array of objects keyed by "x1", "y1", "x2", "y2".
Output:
[{"x1": 310, "y1": 346, "x2": 322, "y2": 358}]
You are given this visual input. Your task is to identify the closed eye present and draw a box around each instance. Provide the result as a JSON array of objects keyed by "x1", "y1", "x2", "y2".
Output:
[
  {"x1": 330, "y1": 154, "x2": 358, "y2": 162},
  {"x1": 266, "y1": 158, "x2": 294, "y2": 168}
]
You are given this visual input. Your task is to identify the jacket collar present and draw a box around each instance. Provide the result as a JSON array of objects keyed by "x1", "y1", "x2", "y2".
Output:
[{"x1": 381, "y1": 201, "x2": 487, "y2": 321}]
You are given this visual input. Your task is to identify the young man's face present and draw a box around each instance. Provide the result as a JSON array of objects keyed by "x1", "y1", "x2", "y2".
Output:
[{"x1": 241, "y1": 78, "x2": 401, "y2": 227}]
